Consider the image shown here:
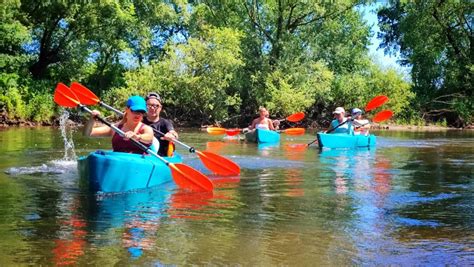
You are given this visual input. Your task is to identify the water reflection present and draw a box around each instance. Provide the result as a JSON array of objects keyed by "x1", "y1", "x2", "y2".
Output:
[
  {"x1": 52, "y1": 198, "x2": 86, "y2": 266},
  {"x1": 257, "y1": 142, "x2": 280, "y2": 157},
  {"x1": 74, "y1": 178, "x2": 239, "y2": 261},
  {"x1": 319, "y1": 148, "x2": 376, "y2": 194},
  {"x1": 81, "y1": 187, "x2": 172, "y2": 259},
  {"x1": 1, "y1": 128, "x2": 473, "y2": 265}
]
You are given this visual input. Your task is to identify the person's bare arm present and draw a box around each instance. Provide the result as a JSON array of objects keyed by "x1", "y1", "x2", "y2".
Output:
[
  {"x1": 136, "y1": 125, "x2": 154, "y2": 144},
  {"x1": 162, "y1": 130, "x2": 178, "y2": 141},
  {"x1": 249, "y1": 118, "x2": 257, "y2": 130},
  {"x1": 268, "y1": 119, "x2": 275, "y2": 131},
  {"x1": 84, "y1": 110, "x2": 113, "y2": 137}
]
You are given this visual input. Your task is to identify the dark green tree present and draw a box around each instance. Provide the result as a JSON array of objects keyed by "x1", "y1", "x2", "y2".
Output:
[{"x1": 378, "y1": 0, "x2": 473, "y2": 126}]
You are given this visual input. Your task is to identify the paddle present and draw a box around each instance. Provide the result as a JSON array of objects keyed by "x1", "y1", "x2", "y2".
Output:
[
  {"x1": 354, "y1": 110, "x2": 393, "y2": 130},
  {"x1": 69, "y1": 82, "x2": 240, "y2": 176},
  {"x1": 326, "y1": 95, "x2": 389, "y2": 134},
  {"x1": 372, "y1": 109, "x2": 393, "y2": 123},
  {"x1": 279, "y1": 128, "x2": 305, "y2": 135},
  {"x1": 306, "y1": 95, "x2": 393, "y2": 147},
  {"x1": 54, "y1": 83, "x2": 214, "y2": 192},
  {"x1": 206, "y1": 112, "x2": 305, "y2": 136},
  {"x1": 207, "y1": 127, "x2": 226, "y2": 135},
  {"x1": 224, "y1": 128, "x2": 241, "y2": 136},
  {"x1": 207, "y1": 126, "x2": 305, "y2": 136},
  {"x1": 306, "y1": 110, "x2": 392, "y2": 147},
  {"x1": 365, "y1": 95, "x2": 389, "y2": 112},
  {"x1": 276, "y1": 112, "x2": 305, "y2": 123}
]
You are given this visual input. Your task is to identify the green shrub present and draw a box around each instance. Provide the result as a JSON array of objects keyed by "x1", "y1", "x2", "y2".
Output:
[{"x1": 27, "y1": 93, "x2": 55, "y2": 123}]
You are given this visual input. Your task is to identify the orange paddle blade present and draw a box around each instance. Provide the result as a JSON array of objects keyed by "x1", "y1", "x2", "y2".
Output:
[
  {"x1": 373, "y1": 110, "x2": 393, "y2": 123},
  {"x1": 207, "y1": 127, "x2": 226, "y2": 135},
  {"x1": 284, "y1": 143, "x2": 309, "y2": 151},
  {"x1": 365, "y1": 95, "x2": 389, "y2": 112},
  {"x1": 197, "y1": 151, "x2": 240, "y2": 176},
  {"x1": 54, "y1": 83, "x2": 80, "y2": 108},
  {"x1": 286, "y1": 112, "x2": 305, "y2": 122},
  {"x1": 70, "y1": 82, "x2": 100, "y2": 105},
  {"x1": 169, "y1": 163, "x2": 214, "y2": 192},
  {"x1": 282, "y1": 128, "x2": 305, "y2": 135},
  {"x1": 225, "y1": 128, "x2": 241, "y2": 136}
]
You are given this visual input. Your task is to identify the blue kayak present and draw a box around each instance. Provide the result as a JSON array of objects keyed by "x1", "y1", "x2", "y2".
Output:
[
  {"x1": 78, "y1": 150, "x2": 182, "y2": 193},
  {"x1": 244, "y1": 129, "x2": 280, "y2": 143},
  {"x1": 317, "y1": 132, "x2": 376, "y2": 149}
]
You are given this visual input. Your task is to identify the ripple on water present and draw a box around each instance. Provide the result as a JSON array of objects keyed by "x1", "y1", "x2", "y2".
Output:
[
  {"x1": 394, "y1": 217, "x2": 441, "y2": 227},
  {"x1": 387, "y1": 192, "x2": 460, "y2": 208},
  {"x1": 379, "y1": 137, "x2": 474, "y2": 149},
  {"x1": 230, "y1": 156, "x2": 305, "y2": 169},
  {"x1": 5, "y1": 159, "x2": 77, "y2": 176}
]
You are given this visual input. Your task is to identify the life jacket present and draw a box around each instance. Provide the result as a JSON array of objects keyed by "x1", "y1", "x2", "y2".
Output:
[{"x1": 112, "y1": 123, "x2": 151, "y2": 154}]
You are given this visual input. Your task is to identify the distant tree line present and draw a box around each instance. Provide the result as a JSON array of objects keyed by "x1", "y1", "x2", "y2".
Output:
[{"x1": 1, "y1": 0, "x2": 471, "y2": 127}]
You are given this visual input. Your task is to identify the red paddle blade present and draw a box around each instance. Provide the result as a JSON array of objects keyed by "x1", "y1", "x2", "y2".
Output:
[
  {"x1": 70, "y1": 82, "x2": 100, "y2": 105},
  {"x1": 373, "y1": 110, "x2": 393, "y2": 123},
  {"x1": 225, "y1": 129, "x2": 241, "y2": 136},
  {"x1": 54, "y1": 83, "x2": 80, "y2": 108},
  {"x1": 286, "y1": 112, "x2": 305, "y2": 122},
  {"x1": 169, "y1": 163, "x2": 214, "y2": 192},
  {"x1": 282, "y1": 128, "x2": 305, "y2": 135},
  {"x1": 197, "y1": 151, "x2": 240, "y2": 176},
  {"x1": 207, "y1": 127, "x2": 226, "y2": 135},
  {"x1": 365, "y1": 95, "x2": 389, "y2": 112}
]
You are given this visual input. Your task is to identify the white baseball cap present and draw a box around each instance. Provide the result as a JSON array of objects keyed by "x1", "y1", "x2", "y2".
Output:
[{"x1": 333, "y1": 107, "x2": 345, "y2": 114}]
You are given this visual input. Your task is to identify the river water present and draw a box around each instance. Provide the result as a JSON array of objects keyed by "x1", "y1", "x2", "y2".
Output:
[{"x1": 0, "y1": 123, "x2": 473, "y2": 265}]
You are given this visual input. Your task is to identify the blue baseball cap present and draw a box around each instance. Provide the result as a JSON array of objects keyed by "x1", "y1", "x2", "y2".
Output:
[
  {"x1": 351, "y1": 108, "x2": 363, "y2": 115},
  {"x1": 126, "y1": 96, "x2": 147, "y2": 113}
]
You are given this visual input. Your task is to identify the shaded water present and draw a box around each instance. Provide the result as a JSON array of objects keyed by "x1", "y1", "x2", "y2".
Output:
[{"x1": 0, "y1": 125, "x2": 473, "y2": 265}]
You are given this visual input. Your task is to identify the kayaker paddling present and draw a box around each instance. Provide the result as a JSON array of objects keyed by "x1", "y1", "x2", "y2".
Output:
[
  {"x1": 248, "y1": 107, "x2": 276, "y2": 131},
  {"x1": 325, "y1": 107, "x2": 354, "y2": 134},
  {"x1": 351, "y1": 108, "x2": 371, "y2": 135},
  {"x1": 142, "y1": 92, "x2": 179, "y2": 157},
  {"x1": 84, "y1": 96, "x2": 154, "y2": 154}
]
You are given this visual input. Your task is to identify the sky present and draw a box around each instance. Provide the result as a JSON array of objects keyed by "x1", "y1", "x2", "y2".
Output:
[{"x1": 360, "y1": 3, "x2": 411, "y2": 79}]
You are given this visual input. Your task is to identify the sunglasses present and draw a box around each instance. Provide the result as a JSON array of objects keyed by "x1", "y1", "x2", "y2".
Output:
[{"x1": 147, "y1": 104, "x2": 162, "y2": 108}]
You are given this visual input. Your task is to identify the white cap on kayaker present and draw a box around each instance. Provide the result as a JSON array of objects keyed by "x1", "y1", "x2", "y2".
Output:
[{"x1": 333, "y1": 107, "x2": 345, "y2": 114}]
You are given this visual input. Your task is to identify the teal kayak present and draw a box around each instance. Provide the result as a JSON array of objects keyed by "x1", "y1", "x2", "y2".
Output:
[
  {"x1": 78, "y1": 150, "x2": 182, "y2": 193},
  {"x1": 317, "y1": 132, "x2": 376, "y2": 149},
  {"x1": 244, "y1": 129, "x2": 280, "y2": 143}
]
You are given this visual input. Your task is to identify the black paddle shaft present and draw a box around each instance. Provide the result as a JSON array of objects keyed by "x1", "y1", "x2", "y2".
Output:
[{"x1": 326, "y1": 117, "x2": 352, "y2": 134}]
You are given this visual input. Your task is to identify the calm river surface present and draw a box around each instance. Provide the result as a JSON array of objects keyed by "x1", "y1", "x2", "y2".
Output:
[{"x1": 0, "y1": 125, "x2": 473, "y2": 265}]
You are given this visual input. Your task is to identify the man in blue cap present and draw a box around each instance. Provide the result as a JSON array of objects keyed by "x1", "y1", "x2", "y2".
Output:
[{"x1": 143, "y1": 92, "x2": 178, "y2": 157}]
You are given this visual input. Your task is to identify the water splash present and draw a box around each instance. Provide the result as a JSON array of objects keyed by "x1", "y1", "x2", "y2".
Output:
[{"x1": 59, "y1": 110, "x2": 77, "y2": 161}]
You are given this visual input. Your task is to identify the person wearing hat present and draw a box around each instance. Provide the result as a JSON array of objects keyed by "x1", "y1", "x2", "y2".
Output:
[
  {"x1": 84, "y1": 96, "x2": 154, "y2": 154},
  {"x1": 142, "y1": 92, "x2": 179, "y2": 157},
  {"x1": 325, "y1": 107, "x2": 354, "y2": 134},
  {"x1": 351, "y1": 108, "x2": 370, "y2": 135}
]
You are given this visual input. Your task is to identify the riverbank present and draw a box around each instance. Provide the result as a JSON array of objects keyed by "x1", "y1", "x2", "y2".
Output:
[
  {"x1": 1, "y1": 114, "x2": 473, "y2": 130},
  {"x1": 371, "y1": 124, "x2": 474, "y2": 131}
]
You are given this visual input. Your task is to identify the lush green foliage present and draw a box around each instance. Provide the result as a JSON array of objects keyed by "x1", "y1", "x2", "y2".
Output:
[
  {"x1": 0, "y1": 0, "x2": 469, "y2": 127},
  {"x1": 378, "y1": 0, "x2": 473, "y2": 126}
]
